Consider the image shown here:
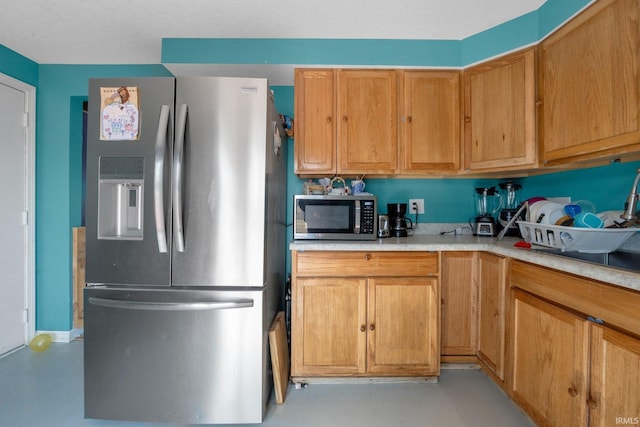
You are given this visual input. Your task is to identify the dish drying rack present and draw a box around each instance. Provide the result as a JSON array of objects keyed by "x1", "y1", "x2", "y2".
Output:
[{"x1": 517, "y1": 221, "x2": 638, "y2": 253}]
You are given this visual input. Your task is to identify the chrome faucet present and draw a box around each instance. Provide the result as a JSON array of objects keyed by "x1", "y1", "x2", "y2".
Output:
[{"x1": 621, "y1": 168, "x2": 640, "y2": 221}]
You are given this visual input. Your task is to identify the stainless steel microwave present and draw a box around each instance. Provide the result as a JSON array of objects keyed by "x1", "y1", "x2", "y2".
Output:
[{"x1": 293, "y1": 195, "x2": 378, "y2": 240}]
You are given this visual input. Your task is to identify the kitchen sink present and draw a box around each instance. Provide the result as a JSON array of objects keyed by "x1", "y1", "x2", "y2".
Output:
[{"x1": 530, "y1": 248, "x2": 640, "y2": 273}]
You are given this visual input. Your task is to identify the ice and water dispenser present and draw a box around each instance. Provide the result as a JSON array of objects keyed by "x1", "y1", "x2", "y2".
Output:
[{"x1": 98, "y1": 157, "x2": 144, "y2": 240}]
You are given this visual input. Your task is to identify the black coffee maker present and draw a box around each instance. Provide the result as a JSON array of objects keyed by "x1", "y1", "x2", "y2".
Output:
[{"x1": 387, "y1": 203, "x2": 413, "y2": 237}]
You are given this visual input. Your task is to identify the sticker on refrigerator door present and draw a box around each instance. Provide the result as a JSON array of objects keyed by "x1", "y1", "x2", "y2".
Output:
[
  {"x1": 100, "y1": 86, "x2": 140, "y2": 141},
  {"x1": 273, "y1": 122, "x2": 282, "y2": 156}
]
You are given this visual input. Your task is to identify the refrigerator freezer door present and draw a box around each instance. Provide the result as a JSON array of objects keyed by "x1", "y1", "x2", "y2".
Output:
[
  {"x1": 84, "y1": 287, "x2": 268, "y2": 424},
  {"x1": 86, "y1": 77, "x2": 175, "y2": 286},
  {"x1": 172, "y1": 77, "x2": 270, "y2": 287}
]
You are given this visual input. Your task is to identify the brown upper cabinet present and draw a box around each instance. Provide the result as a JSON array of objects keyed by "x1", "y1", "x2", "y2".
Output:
[
  {"x1": 294, "y1": 69, "x2": 398, "y2": 176},
  {"x1": 294, "y1": 68, "x2": 461, "y2": 177},
  {"x1": 463, "y1": 48, "x2": 537, "y2": 172},
  {"x1": 337, "y1": 69, "x2": 398, "y2": 175},
  {"x1": 399, "y1": 70, "x2": 461, "y2": 174},
  {"x1": 294, "y1": 69, "x2": 337, "y2": 175},
  {"x1": 540, "y1": 0, "x2": 640, "y2": 166},
  {"x1": 294, "y1": 0, "x2": 640, "y2": 177}
]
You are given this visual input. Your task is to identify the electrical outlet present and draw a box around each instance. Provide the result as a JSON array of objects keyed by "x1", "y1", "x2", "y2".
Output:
[{"x1": 409, "y1": 199, "x2": 425, "y2": 214}]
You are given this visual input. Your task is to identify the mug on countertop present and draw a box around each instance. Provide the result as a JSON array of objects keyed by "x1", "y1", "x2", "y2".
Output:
[{"x1": 351, "y1": 179, "x2": 365, "y2": 195}]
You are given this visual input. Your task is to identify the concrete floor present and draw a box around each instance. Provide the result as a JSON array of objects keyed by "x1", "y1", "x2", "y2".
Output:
[{"x1": 0, "y1": 341, "x2": 534, "y2": 427}]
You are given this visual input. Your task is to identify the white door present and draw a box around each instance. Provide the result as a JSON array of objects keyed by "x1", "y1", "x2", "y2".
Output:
[{"x1": 0, "y1": 75, "x2": 35, "y2": 355}]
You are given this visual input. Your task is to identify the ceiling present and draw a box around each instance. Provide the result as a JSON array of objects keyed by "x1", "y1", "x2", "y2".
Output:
[{"x1": 2, "y1": 0, "x2": 546, "y2": 65}]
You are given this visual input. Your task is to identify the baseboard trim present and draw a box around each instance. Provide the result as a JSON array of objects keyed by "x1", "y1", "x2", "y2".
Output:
[
  {"x1": 35, "y1": 328, "x2": 84, "y2": 343},
  {"x1": 291, "y1": 376, "x2": 439, "y2": 385},
  {"x1": 441, "y1": 355, "x2": 478, "y2": 364},
  {"x1": 440, "y1": 363, "x2": 480, "y2": 370}
]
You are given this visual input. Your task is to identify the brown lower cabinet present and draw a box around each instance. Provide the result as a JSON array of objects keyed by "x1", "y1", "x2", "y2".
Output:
[
  {"x1": 289, "y1": 249, "x2": 640, "y2": 426},
  {"x1": 440, "y1": 252, "x2": 477, "y2": 358},
  {"x1": 290, "y1": 251, "x2": 440, "y2": 379},
  {"x1": 509, "y1": 260, "x2": 640, "y2": 427},
  {"x1": 440, "y1": 251, "x2": 509, "y2": 385},
  {"x1": 510, "y1": 289, "x2": 590, "y2": 426},
  {"x1": 589, "y1": 323, "x2": 640, "y2": 427},
  {"x1": 477, "y1": 252, "x2": 508, "y2": 381}
]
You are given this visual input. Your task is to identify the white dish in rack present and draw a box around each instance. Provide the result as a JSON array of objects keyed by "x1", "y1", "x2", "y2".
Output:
[{"x1": 517, "y1": 221, "x2": 639, "y2": 253}]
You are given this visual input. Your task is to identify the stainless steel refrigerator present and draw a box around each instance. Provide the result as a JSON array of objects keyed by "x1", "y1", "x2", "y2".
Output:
[{"x1": 83, "y1": 76, "x2": 287, "y2": 424}]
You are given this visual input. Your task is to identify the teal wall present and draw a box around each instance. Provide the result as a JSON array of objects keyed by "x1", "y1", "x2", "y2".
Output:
[
  {"x1": 522, "y1": 161, "x2": 640, "y2": 212},
  {"x1": 0, "y1": 45, "x2": 38, "y2": 86},
  {"x1": 4, "y1": 0, "x2": 630, "y2": 332},
  {"x1": 161, "y1": 0, "x2": 593, "y2": 67},
  {"x1": 35, "y1": 65, "x2": 172, "y2": 330},
  {"x1": 163, "y1": 38, "x2": 462, "y2": 67}
]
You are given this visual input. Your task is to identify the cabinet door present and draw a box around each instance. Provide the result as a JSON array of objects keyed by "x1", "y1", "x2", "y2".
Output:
[
  {"x1": 589, "y1": 324, "x2": 640, "y2": 427},
  {"x1": 367, "y1": 277, "x2": 439, "y2": 376},
  {"x1": 294, "y1": 69, "x2": 336, "y2": 175},
  {"x1": 510, "y1": 290, "x2": 589, "y2": 427},
  {"x1": 441, "y1": 251, "x2": 477, "y2": 356},
  {"x1": 291, "y1": 277, "x2": 367, "y2": 376},
  {"x1": 477, "y1": 252, "x2": 507, "y2": 379},
  {"x1": 540, "y1": 0, "x2": 640, "y2": 165},
  {"x1": 337, "y1": 69, "x2": 397, "y2": 174},
  {"x1": 399, "y1": 70, "x2": 461, "y2": 173},
  {"x1": 463, "y1": 48, "x2": 537, "y2": 171}
]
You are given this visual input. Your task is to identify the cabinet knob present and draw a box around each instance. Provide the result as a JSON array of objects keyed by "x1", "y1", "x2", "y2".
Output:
[
  {"x1": 587, "y1": 397, "x2": 598, "y2": 409},
  {"x1": 326, "y1": 116, "x2": 332, "y2": 123},
  {"x1": 369, "y1": 324, "x2": 375, "y2": 331},
  {"x1": 360, "y1": 325, "x2": 366, "y2": 332},
  {"x1": 342, "y1": 116, "x2": 348, "y2": 122},
  {"x1": 364, "y1": 254, "x2": 371, "y2": 261},
  {"x1": 464, "y1": 116, "x2": 470, "y2": 123},
  {"x1": 407, "y1": 116, "x2": 412, "y2": 123},
  {"x1": 567, "y1": 387, "x2": 578, "y2": 397}
]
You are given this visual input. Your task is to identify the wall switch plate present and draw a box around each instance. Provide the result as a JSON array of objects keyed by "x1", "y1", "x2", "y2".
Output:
[{"x1": 409, "y1": 199, "x2": 425, "y2": 214}]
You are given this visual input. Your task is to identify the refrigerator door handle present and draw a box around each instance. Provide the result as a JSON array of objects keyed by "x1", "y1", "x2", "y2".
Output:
[
  {"x1": 154, "y1": 105, "x2": 171, "y2": 253},
  {"x1": 88, "y1": 297, "x2": 253, "y2": 311},
  {"x1": 173, "y1": 104, "x2": 188, "y2": 252}
]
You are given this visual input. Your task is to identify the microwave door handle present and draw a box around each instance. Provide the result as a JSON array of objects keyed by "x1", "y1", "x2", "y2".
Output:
[
  {"x1": 172, "y1": 104, "x2": 188, "y2": 253},
  {"x1": 153, "y1": 105, "x2": 170, "y2": 253},
  {"x1": 354, "y1": 200, "x2": 361, "y2": 233}
]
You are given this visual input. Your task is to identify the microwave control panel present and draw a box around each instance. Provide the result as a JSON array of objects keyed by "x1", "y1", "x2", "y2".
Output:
[{"x1": 361, "y1": 200, "x2": 375, "y2": 234}]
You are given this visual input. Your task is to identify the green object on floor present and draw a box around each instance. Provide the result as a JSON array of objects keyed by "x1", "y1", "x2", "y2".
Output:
[{"x1": 28, "y1": 334, "x2": 52, "y2": 352}]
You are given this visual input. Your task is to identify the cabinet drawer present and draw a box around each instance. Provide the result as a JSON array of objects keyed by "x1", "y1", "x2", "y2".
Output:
[
  {"x1": 295, "y1": 251, "x2": 438, "y2": 277},
  {"x1": 511, "y1": 260, "x2": 640, "y2": 337}
]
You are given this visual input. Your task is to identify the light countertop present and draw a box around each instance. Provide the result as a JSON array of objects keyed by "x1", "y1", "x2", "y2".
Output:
[{"x1": 290, "y1": 235, "x2": 640, "y2": 293}]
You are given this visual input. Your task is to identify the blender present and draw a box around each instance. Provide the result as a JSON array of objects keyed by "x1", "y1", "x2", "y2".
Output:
[
  {"x1": 473, "y1": 187, "x2": 501, "y2": 236},
  {"x1": 498, "y1": 181, "x2": 523, "y2": 237}
]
